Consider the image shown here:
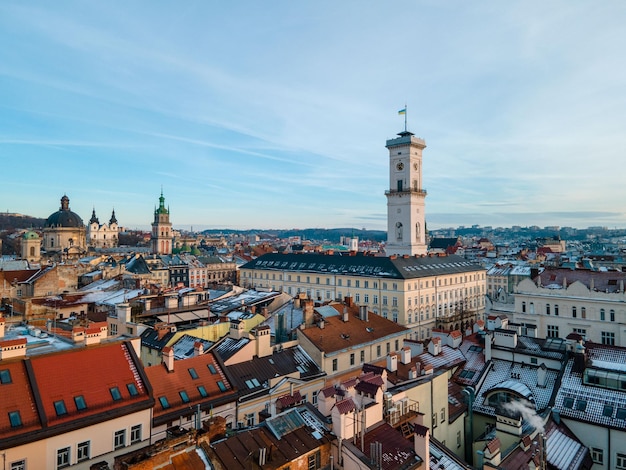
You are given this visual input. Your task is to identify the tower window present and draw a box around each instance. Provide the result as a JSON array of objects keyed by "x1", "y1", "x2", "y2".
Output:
[{"x1": 397, "y1": 180, "x2": 403, "y2": 191}]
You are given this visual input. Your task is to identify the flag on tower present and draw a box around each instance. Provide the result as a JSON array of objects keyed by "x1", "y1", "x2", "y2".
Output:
[{"x1": 398, "y1": 107, "x2": 406, "y2": 115}]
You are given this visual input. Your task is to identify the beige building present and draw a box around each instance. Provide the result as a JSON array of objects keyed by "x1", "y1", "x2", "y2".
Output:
[
  {"x1": 504, "y1": 268, "x2": 626, "y2": 346},
  {"x1": 0, "y1": 338, "x2": 153, "y2": 469},
  {"x1": 241, "y1": 253, "x2": 486, "y2": 339},
  {"x1": 43, "y1": 195, "x2": 87, "y2": 256},
  {"x1": 20, "y1": 230, "x2": 41, "y2": 263}
]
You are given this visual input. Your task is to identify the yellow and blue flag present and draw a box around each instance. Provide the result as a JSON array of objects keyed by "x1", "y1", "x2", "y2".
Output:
[{"x1": 398, "y1": 107, "x2": 406, "y2": 115}]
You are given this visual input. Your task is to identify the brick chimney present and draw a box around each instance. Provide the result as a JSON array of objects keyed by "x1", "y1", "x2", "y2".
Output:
[
  {"x1": 194, "y1": 341, "x2": 204, "y2": 357},
  {"x1": 163, "y1": 346, "x2": 175, "y2": 372},
  {"x1": 303, "y1": 299, "x2": 315, "y2": 327}
]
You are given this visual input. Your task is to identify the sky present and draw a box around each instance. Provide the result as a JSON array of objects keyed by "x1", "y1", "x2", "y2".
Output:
[{"x1": 1, "y1": 2, "x2": 626, "y2": 232}]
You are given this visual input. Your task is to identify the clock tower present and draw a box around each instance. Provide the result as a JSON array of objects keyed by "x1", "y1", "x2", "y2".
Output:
[{"x1": 385, "y1": 130, "x2": 428, "y2": 256}]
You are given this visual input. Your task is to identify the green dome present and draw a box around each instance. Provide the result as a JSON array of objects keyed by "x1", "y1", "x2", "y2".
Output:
[{"x1": 23, "y1": 231, "x2": 40, "y2": 240}]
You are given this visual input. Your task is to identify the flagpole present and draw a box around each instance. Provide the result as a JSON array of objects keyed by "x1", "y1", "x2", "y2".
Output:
[{"x1": 404, "y1": 104, "x2": 408, "y2": 132}]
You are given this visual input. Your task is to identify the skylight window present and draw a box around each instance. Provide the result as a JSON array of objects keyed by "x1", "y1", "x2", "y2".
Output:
[
  {"x1": 603, "y1": 404, "x2": 614, "y2": 417},
  {"x1": 207, "y1": 364, "x2": 217, "y2": 374},
  {"x1": 0, "y1": 369, "x2": 11, "y2": 384},
  {"x1": 575, "y1": 399, "x2": 587, "y2": 412},
  {"x1": 74, "y1": 395, "x2": 87, "y2": 411},
  {"x1": 159, "y1": 396, "x2": 170, "y2": 409},
  {"x1": 198, "y1": 386, "x2": 208, "y2": 397},
  {"x1": 188, "y1": 368, "x2": 199, "y2": 379},
  {"x1": 616, "y1": 408, "x2": 626, "y2": 420},
  {"x1": 110, "y1": 387, "x2": 122, "y2": 401},
  {"x1": 217, "y1": 381, "x2": 227, "y2": 392},
  {"x1": 54, "y1": 400, "x2": 68, "y2": 416},
  {"x1": 127, "y1": 383, "x2": 139, "y2": 396},
  {"x1": 179, "y1": 391, "x2": 190, "y2": 403},
  {"x1": 563, "y1": 397, "x2": 574, "y2": 409},
  {"x1": 8, "y1": 411, "x2": 22, "y2": 428}
]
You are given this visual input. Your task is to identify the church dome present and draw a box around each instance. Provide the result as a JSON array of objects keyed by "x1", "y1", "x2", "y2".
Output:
[
  {"x1": 45, "y1": 195, "x2": 85, "y2": 228},
  {"x1": 22, "y1": 230, "x2": 40, "y2": 240}
]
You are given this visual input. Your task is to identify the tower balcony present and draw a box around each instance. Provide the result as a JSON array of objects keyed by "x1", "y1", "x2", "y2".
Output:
[{"x1": 385, "y1": 188, "x2": 427, "y2": 197}]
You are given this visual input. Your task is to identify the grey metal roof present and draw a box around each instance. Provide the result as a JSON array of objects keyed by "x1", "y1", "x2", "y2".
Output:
[
  {"x1": 224, "y1": 346, "x2": 323, "y2": 400},
  {"x1": 242, "y1": 253, "x2": 483, "y2": 279}
]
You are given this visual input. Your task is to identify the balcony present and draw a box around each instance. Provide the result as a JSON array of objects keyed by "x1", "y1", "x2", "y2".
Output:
[{"x1": 385, "y1": 188, "x2": 427, "y2": 197}]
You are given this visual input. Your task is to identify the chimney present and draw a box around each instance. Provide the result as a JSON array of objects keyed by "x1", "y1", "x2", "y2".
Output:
[
  {"x1": 484, "y1": 332, "x2": 492, "y2": 362},
  {"x1": 116, "y1": 303, "x2": 132, "y2": 324},
  {"x1": 359, "y1": 305, "x2": 368, "y2": 322},
  {"x1": 400, "y1": 346, "x2": 411, "y2": 365},
  {"x1": 163, "y1": 346, "x2": 174, "y2": 372},
  {"x1": 386, "y1": 352, "x2": 398, "y2": 372},
  {"x1": 413, "y1": 424, "x2": 430, "y2": 465},
  {"x1": 343, "y1": 307, "x2": 349, "y2": 322},
  {"x1": 255, "y1": 325, "x2": 272, "y2": 358},
  {"x1": 345, "y1": 296, "x2": 354, "y2": 307},
  {"x1": 408, "y1": 366, "x2": 418, "y2": 379},
  {"x1": 194, "y1": 341, "x2": 204, "y2": 357},
  {"x1": 303, "y1": 299, "x2": 315, "y2": 327},
  {"x1": 537, "y1": 363, "x2": 548, "y2": 387},
  {"x1": 0, "y1": 317, "x2": 5, "y2": 339}
]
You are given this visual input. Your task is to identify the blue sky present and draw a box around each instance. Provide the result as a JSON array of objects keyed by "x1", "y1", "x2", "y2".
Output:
[{"x1": 1, "y1": 2, "x2": 626, "y2": 231}]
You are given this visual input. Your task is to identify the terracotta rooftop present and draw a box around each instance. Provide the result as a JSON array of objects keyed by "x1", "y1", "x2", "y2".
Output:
[
  {"x1": 0, "y1": 340, "x2": 152, "y2": 449},
  {"x1": 145, "y1": 351, "x2": 236, "y2": 424},
  {"x1": 359, "y1": 422, "x2": 419, "y2": 470},
  {"x1": 299, "y1": 302, "x2": 408, "y2": 354}
]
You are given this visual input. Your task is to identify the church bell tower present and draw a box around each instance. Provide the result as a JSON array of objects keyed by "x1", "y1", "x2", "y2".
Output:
[
  {"x1": 151, "y1": 190, "x2": 173, "y2": 255},
  {"x1": 385, "y1": 130, "x2": 428, "y2": 256}
]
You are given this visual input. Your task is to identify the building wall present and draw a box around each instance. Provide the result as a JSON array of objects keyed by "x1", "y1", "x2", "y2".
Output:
[
  {"x1": 562, "y1": 417, "x2": 626, "y2": 470},
  {"x1": 242, "y1": 267, "x2": 486, "y2": 340},
  {"x1": 3, "y1": 409, "x2": 151, "y2": 470},
  {"x1": 511, "y1": 279, "x2": 626, "y2": 346}
]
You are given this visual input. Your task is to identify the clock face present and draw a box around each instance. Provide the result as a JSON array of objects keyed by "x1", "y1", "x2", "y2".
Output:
[{"x1": 396, "y1": 162, "x2": 404, "y2": 171}]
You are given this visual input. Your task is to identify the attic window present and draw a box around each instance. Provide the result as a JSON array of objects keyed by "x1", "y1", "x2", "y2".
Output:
[
  {"x1": 74, "y1": 395, "x2": 87, "y2": 411},
  {"x1": 603, "y1": 404, "x2": 614, "y2": 417},
  {"x1": 563, "y1": 397, "x2": 574, "y2": 409},
  {"x1": 616, "y1": 408, "x2": 626, "y2": 420},
  {"x1": 54, "y1": 400, "x2": 68, "y2": 416},
  {"x1": 127, "y1": 383, "x2": 139, "y2": 396},
  {"x1": 8, "y1": 411, "x2": 22, "y2": 428},
  {"x1": 198, "y1": 386, "x2": 208, "y2": 397},
  {"x1": 188, "y1": 368, "x2": 199, "y2": 380},
  {"x1": 179, "y1": 391, "x2": 190, "y2": 403},
  {"x1": 575, "y1": 399, "x2": 587, "y2": 412},
  {"x1": 245, "y1": 378, "x2": 260, "y2": 389},
  {"x1": 207, "y1": 364, "x2": 217, "y2": 374},
  {"x1": 0, "y1": 369, "x2": 11, "y2": 384},
  {"x1": 217, "y1": 381, "x2": 227, "y2": 392},
  {"x1": 159, "y1": 396, "x2": 170, "y2": 409},
  {"x1": 110, "y1": 387, "x2": 122, "y2": 401}
]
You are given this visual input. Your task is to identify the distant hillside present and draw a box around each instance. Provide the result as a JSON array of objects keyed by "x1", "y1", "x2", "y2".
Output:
[
  {"x1": 0, "y1": 214, "x2": 46, "y2": 231},
  {"x1": 200, "y1": 228, "x2": 387, "y2": 243}
]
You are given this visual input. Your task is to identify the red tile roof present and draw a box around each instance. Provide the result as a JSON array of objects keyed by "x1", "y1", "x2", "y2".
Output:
[
  {"x1": 0, "y1": 338, "x2": 27, "y2": 348},
  {"x1": 29, "y1": 341, "x2": 150, "y2": 428},
  {"x1": 0, "y1": 360, "x2": 40, "y2": 438},
  {"x1": 335, "y1": 397, "x2": 355, "y2": 415},
  {"x1": 145, "y1": 352, "x2": 236, "y2": 422}
]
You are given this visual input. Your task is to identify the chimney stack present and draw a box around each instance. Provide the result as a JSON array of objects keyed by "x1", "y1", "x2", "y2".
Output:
[
  {"x1": 387, "y1": 352, "x2": 398, "y2": 372},
  {"x1": 413, "y1": 424, "x2": 430, "y2": 466},
  {"x1": 163, "y1": 346, "x2": 175, "y2": 372},
  {"x1": 194, "y1": 341, "x2": 204, "y2": 357}
]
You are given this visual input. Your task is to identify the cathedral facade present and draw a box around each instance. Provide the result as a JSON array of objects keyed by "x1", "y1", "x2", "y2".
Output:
[{"x1": 87, "y1": 208, "x2": 119, "y2": 248}]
